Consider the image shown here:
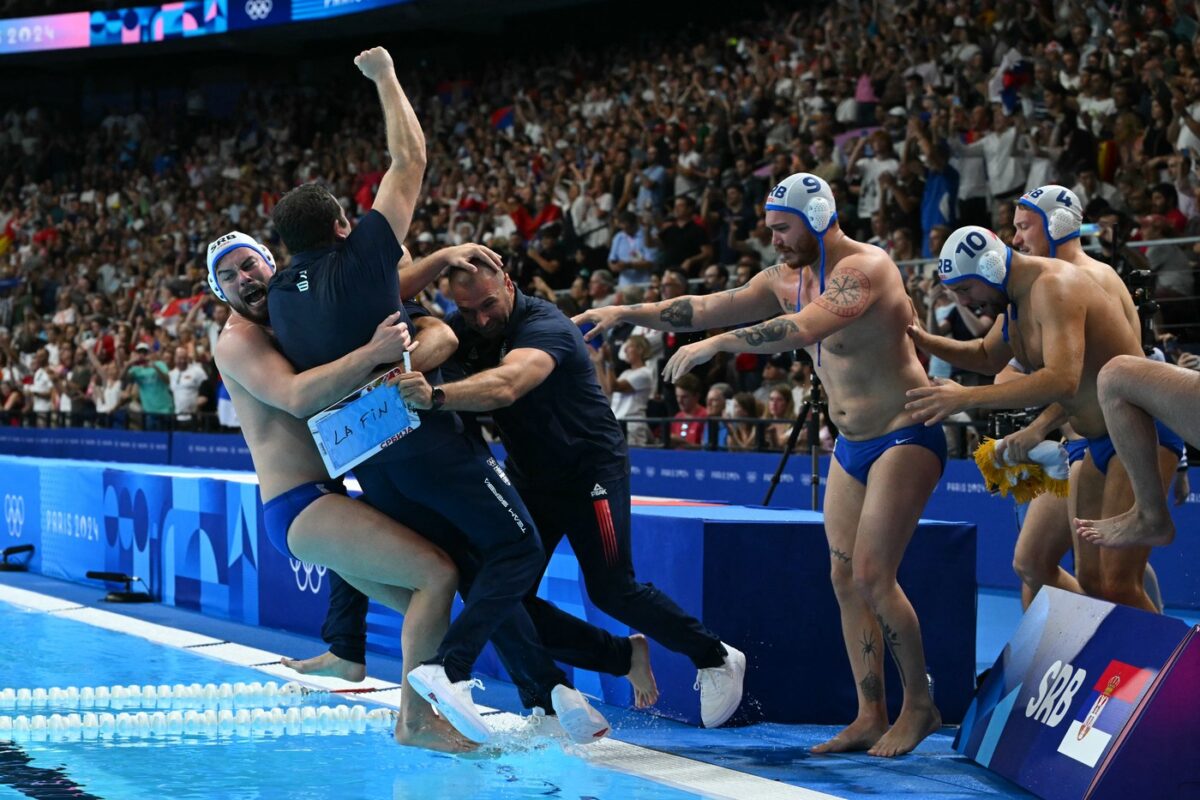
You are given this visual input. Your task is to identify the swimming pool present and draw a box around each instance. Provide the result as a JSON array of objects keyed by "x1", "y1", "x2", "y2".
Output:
[{"x1": 0, "y1": 596, "x2": 734, "y2": 800}]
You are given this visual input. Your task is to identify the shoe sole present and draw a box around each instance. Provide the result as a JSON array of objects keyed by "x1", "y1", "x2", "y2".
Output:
[
  {"x1": 556, "y1": 708, "x2": 610, "y2": 743},
  {"x1": 702, "y1": 650, "x2": 746, "y2": 729},
  {"x1": 407, "y1": 669, "x2": 491, "y2": 744}
]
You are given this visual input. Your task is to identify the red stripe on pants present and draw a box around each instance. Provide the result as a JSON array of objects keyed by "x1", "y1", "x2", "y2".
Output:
[{"x1": 593, "y1": 498, "x2": 618, "y2": 566}]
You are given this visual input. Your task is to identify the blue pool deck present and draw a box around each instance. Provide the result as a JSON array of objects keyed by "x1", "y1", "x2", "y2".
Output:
[{"x1": 7, "y1": 570, "x2": 1195, "y2": 799}]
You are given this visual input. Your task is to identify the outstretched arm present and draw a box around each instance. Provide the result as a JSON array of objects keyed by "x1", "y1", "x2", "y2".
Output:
[
  {"x1": 572, "y1": 264, "x2": 783, "y2": 340},
  {"x1": 397, "y1": 348, "x2": 555, "y2": 412},
  {"x1": 355, "y1": 47, "x2": 426, "y2": 246},
  {"x1": 661, "y1": 256, "x2": 880, "y2": 382}
]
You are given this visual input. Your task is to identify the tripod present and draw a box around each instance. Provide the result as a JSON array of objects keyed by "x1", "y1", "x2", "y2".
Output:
[{"x1": 762, "y1": 369, "x2": 827, "y2": 510}]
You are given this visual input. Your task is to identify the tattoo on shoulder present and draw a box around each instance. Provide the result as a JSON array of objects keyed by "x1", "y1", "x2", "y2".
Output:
[
  {"x1": 814, "y1": 267, "x2": 870, "y2": 318},
  {"x1": 731, "y1": 317, "x2": 799, "y2": 347},
  {"x1": 659, "y1": 299, "x2": 694, "y2": 328}
]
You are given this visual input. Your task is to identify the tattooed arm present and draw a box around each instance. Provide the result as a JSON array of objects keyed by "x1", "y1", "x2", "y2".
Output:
[
  {"x1": 661, "y1": 257, "x2": 880, "y2": 382},
  {"x1": 571, "y1": 266, "x2": 783, "y2": 340}
]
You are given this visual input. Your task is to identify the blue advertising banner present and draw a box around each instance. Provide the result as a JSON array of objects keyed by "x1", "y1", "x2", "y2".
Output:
[
  {"x1": 955, "y1": 588, "x2": 1188, "y2": 799},
  {"x1": 1, "y1": 462, "x2": 40, "y2": 572},
  {"x1": 5, "y1": 436, "x2": 1199, "y2": 606},
  {"x1": 172, "y1": 432, "x2": 255, "y2": 471},
  {"x1": 290, "y1": 0, "x2": 408, "y2": 21},
  {"x1": 0, "y1": 427, "x2": 169, "y2": 463},
  {"x1": 228, "y1": 0, "x2": 291, "y2": 29}
]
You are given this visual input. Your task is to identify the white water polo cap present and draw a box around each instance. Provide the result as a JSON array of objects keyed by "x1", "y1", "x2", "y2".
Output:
[
  {"x1": 764, "y1": 172, "x2": 838, "y2": 235},
  {"x1": 206, "y1": 231, "x2": 277, "y2": 302},
  {"x1": 1017, "y1": 185, "x2": 1082, "y2": 256},
  {"x1": 938, "y1": 226, "x2": 1012, "y2": 294}
]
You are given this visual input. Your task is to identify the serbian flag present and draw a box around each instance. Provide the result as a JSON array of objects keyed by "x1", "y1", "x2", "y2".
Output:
[
  {"x1": 1056, "y1": 659, "x2": 1154, "y2": 768},
  {"x1": 159, "y1": 292, "x2": 207, "y2": 319},
  {"x1": 490, "y1": 106, "x2": 515, "y2": 131}
]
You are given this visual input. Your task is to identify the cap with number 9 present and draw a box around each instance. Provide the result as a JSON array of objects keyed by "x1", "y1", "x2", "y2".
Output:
[
  {"x1": 764, "y1": 172, "x2": 838, "y2": 235},
  {"x1": 938, "y1": 226, "x2": 1011, "y2": 292}
]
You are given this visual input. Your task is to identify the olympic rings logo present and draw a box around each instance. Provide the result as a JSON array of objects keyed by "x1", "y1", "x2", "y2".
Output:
[
  {"x1": 244, "y1": 0, "x2": 273, "y2": 21},
  {"x1": 4, "y1": 495, "x2": 24, "y2": 539},
  {"x1": 289, "y1": 558, "x2": 327, "y2": 593}
]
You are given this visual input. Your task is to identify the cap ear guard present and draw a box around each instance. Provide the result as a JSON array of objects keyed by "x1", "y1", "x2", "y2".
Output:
[
  {"x1": 978, "y1": 250, "x2": 1007, "y2": 285},
  {"x1": 1047, "y1": 207, "x2": 1079, "y2": 242},
  {"x1": 804, "y1": 196, "x2": 835, "y2": 235}
]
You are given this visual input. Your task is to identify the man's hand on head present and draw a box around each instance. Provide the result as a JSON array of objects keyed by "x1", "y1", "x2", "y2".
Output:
[
  {"x1": 354, "y1": 46, "x2": 395, "y2": 82},
  {"x1": 439, "y1": 244, "x2": 504, "y2": 275}
]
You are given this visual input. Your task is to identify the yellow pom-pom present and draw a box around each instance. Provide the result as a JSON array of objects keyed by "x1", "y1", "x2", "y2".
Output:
[{"x1": 974, "y1": 438, "x2": 1055, "y2": 502}]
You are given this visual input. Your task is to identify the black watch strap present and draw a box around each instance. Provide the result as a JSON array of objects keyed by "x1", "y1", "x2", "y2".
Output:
[{"x1": 430, "y1": 386, "x2": 446, "y2": 411}]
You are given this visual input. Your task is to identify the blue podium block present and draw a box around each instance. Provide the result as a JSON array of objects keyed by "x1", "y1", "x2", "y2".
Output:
[
  {"x1": 539, "y1": 501, "x2": 977, "y2": 727},
  {"x1": 956, "y1": 588, "x2": 1196, "y2": 800}
]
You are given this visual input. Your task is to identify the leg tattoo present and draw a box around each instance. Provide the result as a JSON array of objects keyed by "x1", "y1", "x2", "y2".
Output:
[
  {"x1": 859, "y1": 630, "x2": 878, "y2": 664},
  {"x1": 830, "y1": 546, "x2": 852, "y2": 564},
  {"x1": 876, "y1": 614, "x2": 906, "y2": 688},
  {"x1": 859, "y1": 672, "x2": 883, "y2": 702}
]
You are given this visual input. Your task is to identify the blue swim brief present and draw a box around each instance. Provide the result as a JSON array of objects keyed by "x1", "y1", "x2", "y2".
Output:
[
  {"x1": 263, "y1": 479, "x2": 348, "y2": 559},
  {"x1": 1064, "y1": 438, "x2": 1088, "y2": 465},
  {"x1": 833, "y1": 422, "x2": 948, "y2": 486},
  {"x1": 1086, "y1": 420, "x2": 1187, "y2": 475}
]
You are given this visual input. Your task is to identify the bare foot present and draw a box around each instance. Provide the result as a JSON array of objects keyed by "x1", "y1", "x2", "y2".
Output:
[
  {"x1": 280, "y1": 651, "x2": 366, "y2": 682},
  {"x1": 867, "y1": 704, "x2": 942, "y2": 758},
  {"x1": 395, "y1": 711, "x2": 478, "y2": 754},
  {"x1": 1075, "y1": 509, "x2": 1176, "y2": 549},
  {"x1": 810, "y1": 715, "x2": 889, "y2": 754},
  {"x1": 626, "y1": 634, "x2": 659, "y2": 708}
]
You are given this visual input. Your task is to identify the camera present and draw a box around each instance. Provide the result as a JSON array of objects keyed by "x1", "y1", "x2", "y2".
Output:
[
  {"x1": 989, "y1": 410, "x2": 1036, "y2": 439},
  {"x1": 1121, "y1": 269, "x2": 1159, "y2": 352}
]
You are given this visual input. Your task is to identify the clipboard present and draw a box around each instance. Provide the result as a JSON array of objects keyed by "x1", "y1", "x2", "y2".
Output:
[{"x1": 307, "y1": 354, "x2": 420, "y2": 477}]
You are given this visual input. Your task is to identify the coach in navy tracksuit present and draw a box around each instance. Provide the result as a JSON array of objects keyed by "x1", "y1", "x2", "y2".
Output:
[{"x1": 396, "y1": 266, "x2": 746, "y2": 728}]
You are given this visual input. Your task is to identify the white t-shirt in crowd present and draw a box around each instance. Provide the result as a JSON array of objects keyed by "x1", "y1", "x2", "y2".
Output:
[
  {"x1": 611, "y1": 364, "x2": 653, "y2": 445},
  {"x1": 170, "y1": 362, "x2": 208, "y2": 417}
]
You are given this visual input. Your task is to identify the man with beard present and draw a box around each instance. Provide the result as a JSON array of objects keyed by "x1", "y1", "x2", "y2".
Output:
[
  {"x1": 394, "y1": 262, "x2": 746, "y2": 727},
  {"x1": 207, "y1": 231, "x2": 470, "y2": 754},
  {"x1": 574, "y1": 173, "x2": 944, "y2": 757}
]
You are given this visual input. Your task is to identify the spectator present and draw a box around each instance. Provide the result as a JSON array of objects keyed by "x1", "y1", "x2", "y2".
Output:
[
  {"x1": 596, "y1": 335, "x2": 654, "y2": 447},
  {"x1": 125, "y1": 342, "x2": 172, "y2": 430},
  {"x1": 169, "y1": 345, "x2": 209, "y2": 428},
  {"x1": 701, "y1": 264, "x2": 729, "y2": 294},
  {"x1": 763, "y1": 384, "x2": 797, "y2": 451},
  {"x1": 724, "y1": 392, "x2": 761, "y2": 451},
  {"x1": 658, "y1": 196, "x2": 712, "y2": 276},
  {"x1": 607, "y1": 212, "x2": 657, "y2": 287},
  {"x1": 587, "y1": 270, "x2": 617, "y2": 310},
  {"x1": 1072, "y1": 167, "x2": 1120, "y2": 210},
  {"x1": 703, "y1": 382, "x2": 733, "y2": 450},
  {"x1": 669, "y1": 373, "x2": 707, "y2": 449}
]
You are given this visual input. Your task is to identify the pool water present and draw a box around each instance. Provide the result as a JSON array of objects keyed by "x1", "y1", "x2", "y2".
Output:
[{"x1": 0, "y1": 601, "x2": 702, "y2": 799}]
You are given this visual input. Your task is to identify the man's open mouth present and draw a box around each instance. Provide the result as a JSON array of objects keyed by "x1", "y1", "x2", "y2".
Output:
[{"x1": 244, "y1": 286, "x2": 266, "y2": 305}]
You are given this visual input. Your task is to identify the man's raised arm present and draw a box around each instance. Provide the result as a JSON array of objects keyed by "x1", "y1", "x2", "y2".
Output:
[{"x1": 355, "y1": 47, "x2": 426, "y2": 246}]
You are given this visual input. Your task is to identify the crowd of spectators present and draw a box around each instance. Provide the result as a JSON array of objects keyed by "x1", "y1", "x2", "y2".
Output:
[{"x1": 2, "y1": 0, "x2": 1200, "y2": 451}]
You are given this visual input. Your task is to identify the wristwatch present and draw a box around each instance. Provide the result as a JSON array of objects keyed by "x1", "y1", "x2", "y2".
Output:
[{"x1": 430, "y1": 386, "x2": 446, "y2": 411}]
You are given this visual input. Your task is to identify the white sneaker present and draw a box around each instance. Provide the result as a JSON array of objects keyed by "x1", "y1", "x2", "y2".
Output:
[
  {"x1": 406, "y1": 664, "x2": 490, "y2": 743},
  {"x1": 526, "y1": 706, "x2": 566, "y2": 740},
  {"x1": 550, "y1": 685, "x2": 610, "y2": 744},
  {"x1": 695, "y1": 643, "x2": 746, "y2": 728}
]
